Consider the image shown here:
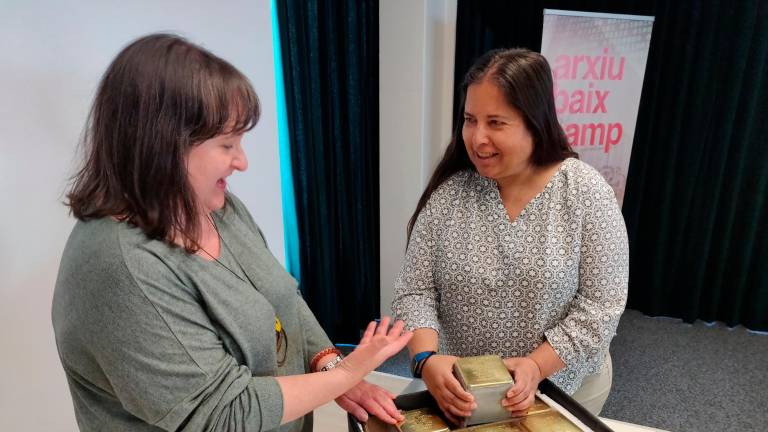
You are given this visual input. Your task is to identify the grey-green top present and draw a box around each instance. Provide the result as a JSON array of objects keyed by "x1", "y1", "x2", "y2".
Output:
[{"x1": 52, "y1": 194, "x2": 332, "y2": 431}]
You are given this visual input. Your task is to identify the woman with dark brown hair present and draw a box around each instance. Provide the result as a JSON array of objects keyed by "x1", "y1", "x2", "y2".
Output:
[
  {"x1": 52, "y1": 33, "x2": 411, "y2": 432},
  {"x1": 392, "y1": 48, "x2": 628, "y2": 422}
]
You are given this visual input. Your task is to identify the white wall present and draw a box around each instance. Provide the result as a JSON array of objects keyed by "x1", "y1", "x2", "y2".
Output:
[
  {"x1": 379, "y1": 0, "x2": 457, "y2": 317},
  {"x1": 0, "y1": 1, "x2": 283, "y2": 430}
]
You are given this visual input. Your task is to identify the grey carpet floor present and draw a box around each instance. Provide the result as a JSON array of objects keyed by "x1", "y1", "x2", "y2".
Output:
[
  {"x1": 360, "y1": 309, "x2": 768, "y2": 432},
  {"x1": 601, "y1": 309, "x2": 768, "y2": 432}
]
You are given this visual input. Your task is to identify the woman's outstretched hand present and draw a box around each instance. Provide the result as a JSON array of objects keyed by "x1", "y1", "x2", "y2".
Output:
[
  {"x1": 339, "y1": 317, "x2": 412, "y2": 380},
  {"x1": 275, "y1": 318, "x2": 410, "y2": 425},
  {"x1": 331, "y1": 317, "x2": 411, "y2": 424}
]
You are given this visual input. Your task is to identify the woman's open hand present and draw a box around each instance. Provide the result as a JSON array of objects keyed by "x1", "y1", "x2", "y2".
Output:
[
  {"x1": 336, "y1": 380, "x2": 403, "y2": 424},
  {"x1": 340, "y1": 317, "x2": 412, "y2": 378}
]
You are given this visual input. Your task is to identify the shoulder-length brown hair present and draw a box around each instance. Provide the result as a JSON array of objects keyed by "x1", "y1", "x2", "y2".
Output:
[
  {"x1": 406, "y1": 48, "x2": 577, "y2": 242},
  {"x1": 66, "y1": 33, "x2": 260, "y2": 252}
]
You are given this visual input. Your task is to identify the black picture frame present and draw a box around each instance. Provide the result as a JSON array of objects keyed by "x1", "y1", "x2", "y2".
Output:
[{"x1": 347, "y1": 379, "x2": 615, "y2": 432}]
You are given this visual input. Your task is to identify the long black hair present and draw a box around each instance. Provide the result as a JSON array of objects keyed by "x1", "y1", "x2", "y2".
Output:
[{"x1": 406, "y1": 48, "x2": 576, "y2": 242}]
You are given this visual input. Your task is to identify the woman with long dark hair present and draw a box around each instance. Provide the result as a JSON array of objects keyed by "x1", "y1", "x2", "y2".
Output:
[
  {"x1": 392, "y1": 48, "x2": 628, "y2": 422},
  {"x1": 52, "y1": 33, "x2": 411, "y2": 431}
]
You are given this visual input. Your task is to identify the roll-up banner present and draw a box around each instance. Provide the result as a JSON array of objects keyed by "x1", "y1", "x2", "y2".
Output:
[{"x1": 541, "y1": 9, "x2": 654, "y2": 206}]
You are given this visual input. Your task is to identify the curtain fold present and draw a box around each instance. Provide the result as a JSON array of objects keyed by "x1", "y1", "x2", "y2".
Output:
[
  {"x1": 275, "y1": 0, "x2": 379, "y2": 342},
  {"x1": 455, "y1": 0, "x2": 768, "y2": 330}
]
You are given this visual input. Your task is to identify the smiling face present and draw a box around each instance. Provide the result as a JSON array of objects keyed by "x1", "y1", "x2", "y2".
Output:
[
  {"x1": 186, "y1": 132, "x2": 248, "y2": 213},
  {"x1": 462, "y1": 79, "x2": 535, "y2": 181}
]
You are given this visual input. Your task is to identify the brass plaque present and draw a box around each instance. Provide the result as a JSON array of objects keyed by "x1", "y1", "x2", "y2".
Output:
[
  {"x1": 526, "y1": 397, "x2": 552, "y2": 416},
  {"x1": 454, "y1": 419, "x2": 526, "y2": 431},
  {"x1": 453, "y1": 355, "x2": 514, "y2": 426},
  {"x1": 364, "y1": 416, "x2": 397, "y2": 432},
  {"x1": 521, "y1": 411, "x2": 581, "y2": 432},
  {"x1": 400, "y1": 407, "x2": 450, "y2": 432},
  {"x1": 454, "y1": 355, "x2": 514, "y2": 390}
]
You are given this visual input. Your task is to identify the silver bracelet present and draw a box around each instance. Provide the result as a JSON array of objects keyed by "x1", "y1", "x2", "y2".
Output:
[{"x1": 320, "y1": 354, "x2": 343, "y2": 372}]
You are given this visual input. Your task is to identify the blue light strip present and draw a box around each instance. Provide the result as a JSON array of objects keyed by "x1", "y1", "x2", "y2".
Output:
[{"x1": 271, "y1": 0, "x2": 301, "y2": 281}]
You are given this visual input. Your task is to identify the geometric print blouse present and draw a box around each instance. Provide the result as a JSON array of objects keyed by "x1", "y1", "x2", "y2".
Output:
[{"x1": 392, "y1": 158, "x2": 629, "y2": 394}]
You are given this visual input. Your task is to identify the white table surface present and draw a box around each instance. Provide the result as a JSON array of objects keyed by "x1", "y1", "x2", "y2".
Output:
[{"x1": 314, "y1": 371, "x2": 669, "y2": 432}]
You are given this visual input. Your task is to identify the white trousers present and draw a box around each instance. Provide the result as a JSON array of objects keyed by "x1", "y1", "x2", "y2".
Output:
[{"x1": 571, "y1": 352, "x2": 613, "y2": 416}]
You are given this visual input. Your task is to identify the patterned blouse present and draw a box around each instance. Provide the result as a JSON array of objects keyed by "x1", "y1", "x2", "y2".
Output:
[{"x1": 392, "y1": 158, "x2": 628, "y2": 394}]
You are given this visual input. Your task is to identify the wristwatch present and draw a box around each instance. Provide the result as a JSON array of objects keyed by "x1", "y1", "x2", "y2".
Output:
[
  {"x1": 411, "y1": 350, "x2": 437, "y2": 378},
  {"x1": 320, "y1": 354, "x2": 344, "y2": 371}
]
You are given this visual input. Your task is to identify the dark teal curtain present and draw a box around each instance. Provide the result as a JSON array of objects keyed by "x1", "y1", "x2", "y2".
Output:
[
  {"x1": 455, "y1": 0, "x2": 768, "y2": 330},
  {"x1": 275, "y1": 0, "x2": 379, "y2": 342}
]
